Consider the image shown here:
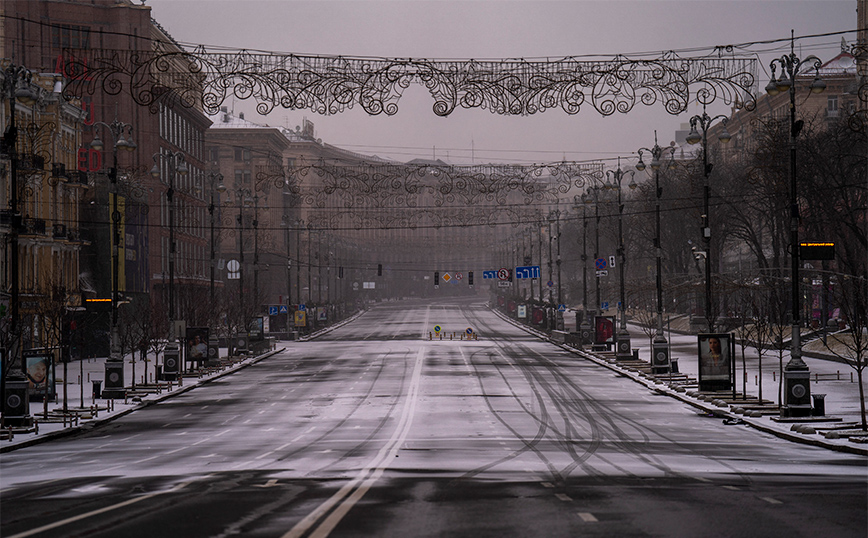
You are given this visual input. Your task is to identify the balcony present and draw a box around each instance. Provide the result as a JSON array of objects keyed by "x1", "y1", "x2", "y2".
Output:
[{"x1": 21, "y1": 217, "x2": 46, "y2": 235}]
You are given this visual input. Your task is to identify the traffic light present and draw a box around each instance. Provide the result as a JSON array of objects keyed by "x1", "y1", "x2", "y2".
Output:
[
  {"x1": 508, "y1": 269, "x2": 513, "y2": 282},
  {"x1": 377, "y1": 264, "x2": 383, "y2": 276},
  {"x1": 339, "y1": 266, "x2": 344, "y2": 279},
  {"x1": 434, "y1": 271, "x2": 440, "y2": 286},
  {"x1": 468, "y1": 271, "x2": 474, "y2": 286}
]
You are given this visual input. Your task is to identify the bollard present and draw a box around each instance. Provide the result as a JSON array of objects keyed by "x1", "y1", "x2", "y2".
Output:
[
  {"x1": 837, "y1": 370, "x2": 840, "y2": 380},
  {"x1": 755, "y1": 375, "x2": 758, "y2": 386},
  {"x1": 773, "y1": 371, "x2": 776, "y2": 381}
]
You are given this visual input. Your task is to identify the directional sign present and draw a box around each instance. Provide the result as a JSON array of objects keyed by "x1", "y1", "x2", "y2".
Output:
[
  {"x1": 466, "y1": 327, "x2": 474, "y2": 335},
  {"x1": 434, "y1": 325, "x2": 442, "y2": 334},
  {"x1": 595, "y1": 258, "x2": 607, "y2": 270},
  {"x1": 514, "y1": 265, "x2": 541, "y2": 279},
  {"x1": 483, "y1": 270, "x2": 497, "y2": 279}
]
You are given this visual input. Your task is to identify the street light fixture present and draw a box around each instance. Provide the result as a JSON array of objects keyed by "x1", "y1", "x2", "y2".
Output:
[
  {"x1": 207, "y1": 170, "x2": 225, "y2": 363},
  {"x1": 685, "y1": 104, "x2": 732, "y2": 333},
  {"x1": 1, "y1": 62, "x2": 37, "y2": 425},
  {"x1": 767, "y1": 31, "x2": 825, "y2": 418},
  {"x1": 574, "y1": 194, "x2": 593, "y2": 346},
  {"x1": 637, "y1": 131, "x2": 676, "y2": 374},
  {"x1": 606, "y1": 158, "x2": 636, "y2": 360},
  {"x1": 90, "y1": 116, "x2": 137, "y2": 398},
  {"x1": 150, "y1": 151, "x2": 188, "y2": 379}
]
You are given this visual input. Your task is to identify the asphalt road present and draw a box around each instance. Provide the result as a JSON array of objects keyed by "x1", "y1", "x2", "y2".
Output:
[{"x1": 1, "y1": 298, "x2": 865, "y2": 538}]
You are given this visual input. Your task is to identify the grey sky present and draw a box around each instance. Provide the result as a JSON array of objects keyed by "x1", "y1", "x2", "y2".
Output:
[{"x1": 146, "y1": 0, "x2": 857, "y2": 165}]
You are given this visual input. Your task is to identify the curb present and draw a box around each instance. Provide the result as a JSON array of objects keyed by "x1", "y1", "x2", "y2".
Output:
[
  {"x1": 493, "y1": 308, "x2": 868, "y2": 457},
  {"x1": 0, "y1": 348, "x2": 284, "y2": 453}
]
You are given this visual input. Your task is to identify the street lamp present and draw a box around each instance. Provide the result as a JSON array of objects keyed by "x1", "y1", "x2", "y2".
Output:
[
  {"x1": 637, "y1": 131, "x2": 676, "y2": 374},
  {"x1": 574, "y1": 194, "x2": 593, "y2": 346},
  {"x1": 230, "y1": 188, "x2": 253, "y2": 350},
  {"x1": 606, "y1": 158, "x2": 636, "y2": 360},
  {"x1": 1, "y1": 62, "x2": 38, "y2": 425},
  {"x1": 685, "y1": 104, "x2": 732, "y2": 333},
  {"x1": 767, "y1": 31, "x2": 825, "y2": 418},
  {"x1": 150, "y1": 151, "x2": 188, "y2": 379},
  {"x1": 90, "y1": 116, "x2": 136, "y2": 398},
  {"x1": 207, "y1": 170, "x2": 225, "y2": 363},
  {"x1": 207, "y1": 171, "x2": 226, "y2": 306}
]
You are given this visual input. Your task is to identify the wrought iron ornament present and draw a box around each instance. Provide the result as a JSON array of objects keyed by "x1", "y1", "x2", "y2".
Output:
[{"x1": 61, "y1": 44, "x2": 757, "y2": 117}]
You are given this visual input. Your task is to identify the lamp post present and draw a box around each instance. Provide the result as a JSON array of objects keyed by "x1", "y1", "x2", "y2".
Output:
[
  {"x1": 231, "y1": 188, "x2": 252, "y2": 350},
  {"x1": 766, "y1": 31, "x2": 825, "y2": 417},
  {"x1": 686, "y1": 105, "x2": 732, "y2": 333},
  {"x1": 207, "y1": 171, "x2": 225, "y2": 363},
  {"x1": 90, "y1": 116, "x2": 137, "y2": 398},
  {"x1": 606, "y1": 158, "x2": 636, "y2": 360},
  {"x1": 150, "y1": 151, "x2": 188, "y2": 379},
  {"x1": 281, "y1": 215, "x2": 293, "y2": 334},
  {"x1": 574, "y1": 194, "x2": 597, "y2": 346},
  {"x1": 637, "y1": 131, "x2": 676, "y2": 373},
  {"x1": 1, "y1": 62, "x2": 38, "y2": 425}
]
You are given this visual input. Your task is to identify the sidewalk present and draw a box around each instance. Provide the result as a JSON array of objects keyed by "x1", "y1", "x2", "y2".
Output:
[
  {"x1": 0, "y1": 311, "x2": 367, "y2": 453},
  {"x1": 506, "y1": 309, "x2": 868, "y2": 456},
  {"x1": 0, "y1": 347, "x2": 283, "y2": 453}
]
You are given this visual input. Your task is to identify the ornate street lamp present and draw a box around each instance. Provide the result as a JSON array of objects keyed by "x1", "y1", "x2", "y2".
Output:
[
  {"x1": 574, "y1": 194, "x2": 593, "y2": 346},
  {"x1": 767, "y1": 31, "x2": 825, "y2": 418},
  {"x1": 90, "y1": 116, "x2": 136, "y2": 398},
  {"x1": 1, "y1": 62, "x2": 38, "y2": 425},
  {"x1": 229, "y1": 188, "x2": 253, "y2": 351},
  {"x1": 685, "y1": 104, "x2": 732, "y2": 333},
  {"x1": 150, "y1": 151, "x2": 188, "y2": 379},
  {"x1": 637, "y1": 131, "x2": 676, "y2": 374},
  {"x1": 207, "y1": 171, "x2": 225, "y2": 363},
  {"x1": 606, "y1": 158, "x2": 637, "y2": 360}
]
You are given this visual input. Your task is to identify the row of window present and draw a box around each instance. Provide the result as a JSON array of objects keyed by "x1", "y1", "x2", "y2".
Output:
[
  {"x1": 159, "y1": 104, "x2": 204, "y2": 162},
  {"x1": 160, "y1": 236, "x2": 207, "y2": 278}
]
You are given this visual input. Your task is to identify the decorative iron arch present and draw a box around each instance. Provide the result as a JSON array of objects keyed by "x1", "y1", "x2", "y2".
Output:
[{"x1": 61, "y1": 43, "x2": 758, "y2": 117}]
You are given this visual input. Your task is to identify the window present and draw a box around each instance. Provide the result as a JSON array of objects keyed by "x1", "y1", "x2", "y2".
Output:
[
  {"x1": 827, "y1": 95, "x2": 839, "y2": 117},
  {"x1": 234, "y1": 147, "x2": 251, "y2": 162},
  {"x1": 51, "y1": 25, "x2": 91, "y2": 49}
]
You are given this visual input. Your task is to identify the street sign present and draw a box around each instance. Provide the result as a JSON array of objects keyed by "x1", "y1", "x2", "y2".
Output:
[
  {"x1": 547, "y1": 280, "x2": 554, "y2": 287},
  {"x1": 483, "y1": 270, "x2": 497, "y2": 279},
  {"x1": 434, "y1": 325, "x2": 442, "y2": 334},
  {"x1": 442, "y1": 272, "x2": 452, "y2": 283},
  {"x1": 497, "y1": 281, "x2": 511, "y2": 288},
  {"x1": 497, "y1": 268, "x2": 510, "y2": 280},
  {"x1": 279, "y1": 305, "x2": 289, "y2": 314},
  {"x1": 514, "y1": 265, "x2": 541, "y2": 279},
  {"x1": 596, "y1": 270, "x2": 608, "y2": 277},
  {"x1": 601, "y1": 301, "x2": 609, "y2": 310},
  {"x1": 558, "y1": 304, "x2": 566, "y2": 312},
  {"x1": 609, "y1": 255, "x2": 616, "y2": 268},
  {"x1": 466, "y1": 327, "x2": 474, "y2": 335},
  {"x1": 455, "y1": 272, "x2": 463, "y2": 280},
  {"x1": 595, "y1": 258, "x2": 607, "y2": 270},
  {"x1": 299, "y1": 304, "x2": 306, "y2": 311},
  {"x1": 268, "y1": 306, "x2": 279, "y2": 316}
]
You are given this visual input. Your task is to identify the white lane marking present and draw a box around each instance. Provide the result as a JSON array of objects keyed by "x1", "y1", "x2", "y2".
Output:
[
  {"x1": 722, "y1": 485, "x2": 739, "y2": 491},
  {"x1": 541, "y1": 482, "x2": 555, "y2": 488},
  {"x1": 283, "y1": 345, "x2": 426, "y2": 538},
  {"x1": 5, "y1": 478, "x2": 198, "y2": 538},
  {"x1": 555, "y1": 493, "x2": 572, "y2": 502},
  {"x1": 578, "y1": 512, "x2": 598, "y2": 522},
  {"x1": 761, "y1": 497, "x2": 783, "y2": 504}
]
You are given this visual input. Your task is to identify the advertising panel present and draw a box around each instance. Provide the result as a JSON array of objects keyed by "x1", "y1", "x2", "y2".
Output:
[
  {"x1": 595, "y1": 316, "x2": 615, "y2": 344},
  {"x1": 697, "y1": 333, "x2": 733, "y2": 391},
  {"x1": 24, "y1": 349, "x2": 55, "y2": 401},
  {"x1": 186, "y1": 327, "x2": 210, "y2": 363}
]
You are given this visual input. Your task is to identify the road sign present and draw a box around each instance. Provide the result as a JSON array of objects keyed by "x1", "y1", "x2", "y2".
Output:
[
  {"x1": 483, "y1": 270, "x2": 497, "y2": 279},
  {"x1": 299, "y1": 304, "x2": 306, "y2": 311},
  {"x1": 434, "y1": 325, "x2": 442, "y2": 334},
  {"x1": 609, "y1": 255, "x2": 616, "y2": 268},
  {"x1": 514, "y1": 265, "x2": 541, "y2": 279},
  {"x1": 558, "y1": 304, "x2": 566, "y2": 312},
  {"x1": 279, "y1": 305, "x2": 289, "y2": 314},
  {"x1": 442, "y1": 272, "x2": 452, "y2": 283},
  {"x1": 455, "y1": 272, "x2": 463, "y2": 280},
  {"x1": 497, "y1": 268, "x2": 509, "y2": 280},
  {"x1": 601, "y1": 301, "x2": 609, "y2": 310},
  {"x1": 596, "y1": 270, "x2": 608, "y2": 277},
  {"x1": 466, "y1": 327, "x2": 474, "y2": 335},
  {"x1": 497, "y1": 281, "x2": 511, "y2": 288},
  {"x1": 595, "y1": 258, "x2": 607, "y2": 270},
  {"x1": 547, "y1": 280, "x2": 554, "y2": 287},
  {"x1": 268, "y1": 306, "x2": 279, "y2": 316}
]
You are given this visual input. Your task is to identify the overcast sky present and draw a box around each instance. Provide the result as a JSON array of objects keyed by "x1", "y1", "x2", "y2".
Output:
[{"x1": 146, "y1": 0, "x2": 857, "y2": 166}]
